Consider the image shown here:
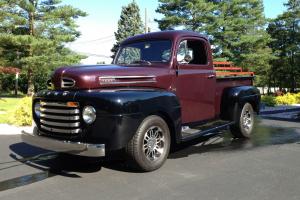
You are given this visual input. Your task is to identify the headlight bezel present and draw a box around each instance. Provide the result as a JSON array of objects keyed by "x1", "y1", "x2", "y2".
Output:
[{"x1": 82, "y1": 105, "x2": 96, "y2": 124}]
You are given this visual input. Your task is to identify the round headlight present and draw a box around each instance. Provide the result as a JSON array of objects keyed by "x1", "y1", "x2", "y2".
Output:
[
  {"x1": 34, "y1": 102, "x2": 41, "y2": 118},
  {"x1": 82, "y1": 106, "x2": 96, "y2": 124}
]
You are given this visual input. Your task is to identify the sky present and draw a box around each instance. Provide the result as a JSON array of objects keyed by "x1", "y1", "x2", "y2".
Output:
[{"x1": 62, "y1": 0, "x2": 288, "y2": 64}]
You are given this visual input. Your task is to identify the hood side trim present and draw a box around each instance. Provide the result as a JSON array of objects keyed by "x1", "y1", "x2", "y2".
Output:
[{"x1": 99, "y1": 75, "x2": 157, "y2": 85}]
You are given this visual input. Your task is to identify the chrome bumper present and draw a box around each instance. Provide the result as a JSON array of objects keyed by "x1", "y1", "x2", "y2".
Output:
[{"x1": 21, "y1": 127, "x2": 105, "y2": 157}]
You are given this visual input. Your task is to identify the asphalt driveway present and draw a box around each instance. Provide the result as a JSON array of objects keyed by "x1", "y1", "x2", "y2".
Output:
[{"x1": 0, "y1": 117, "x2": 300, "y2": 200}]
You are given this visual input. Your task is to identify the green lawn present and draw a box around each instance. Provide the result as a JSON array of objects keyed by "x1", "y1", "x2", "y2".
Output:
[{"x1": 0, "y1": 97, "x2": 23, "y2": 124}]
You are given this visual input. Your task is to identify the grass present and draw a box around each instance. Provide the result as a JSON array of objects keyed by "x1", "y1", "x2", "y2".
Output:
[
  {"x1": 0, "y1": 91, "x2": 25, "y2": 98},
  {"x1": 0, "y1": 97, "x2": 23, "y2": 124}
]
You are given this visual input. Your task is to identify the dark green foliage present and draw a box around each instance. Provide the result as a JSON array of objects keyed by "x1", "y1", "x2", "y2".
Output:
[
  {"x1": 0, "y1": 0, "x2": 87, "y2": 94},
  {"x1": 0, "y1": 74, "x2": 15, "y2": 92},
  {"x1": 18, "y1": 73, "x2": 29, "y2": 94},
  {"x1": 0, "y1": 72, "x2": 38, "y2": 94},
  {"x1": 267, "y1": 0, "x2": 300, "y2": 92},
  {"x1": 111, "y1": 1, "x2": 144, "y2": 58}
]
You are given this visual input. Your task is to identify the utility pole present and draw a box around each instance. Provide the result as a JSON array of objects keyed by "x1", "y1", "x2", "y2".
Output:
[{"x1": 145, "y1": 8, "x2": 148, "y2": 33}]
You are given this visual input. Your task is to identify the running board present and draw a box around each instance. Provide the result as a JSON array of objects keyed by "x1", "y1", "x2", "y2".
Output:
[{"x1": 181, "y1": 120, "x2": 234, "y2": 142}]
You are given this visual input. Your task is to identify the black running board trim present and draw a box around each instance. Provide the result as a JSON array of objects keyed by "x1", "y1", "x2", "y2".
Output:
[{"x1": 181, "y1": 122, "x2": 235, "y2": 142}]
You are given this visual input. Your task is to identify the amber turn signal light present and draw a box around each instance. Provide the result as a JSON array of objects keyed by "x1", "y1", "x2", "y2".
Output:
[{"x1": 67, "y1": 102, "x2": 79, "y2": 107}]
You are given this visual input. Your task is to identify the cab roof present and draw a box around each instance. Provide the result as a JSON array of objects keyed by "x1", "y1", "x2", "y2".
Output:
[{"x1": 121, "y1": 30, "x2": 208, "y2": 45}]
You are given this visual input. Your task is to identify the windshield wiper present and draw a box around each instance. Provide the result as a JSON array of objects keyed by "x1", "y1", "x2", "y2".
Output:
[{"x1": 132, "y1": 60, "x2": 152, "y2": 65}]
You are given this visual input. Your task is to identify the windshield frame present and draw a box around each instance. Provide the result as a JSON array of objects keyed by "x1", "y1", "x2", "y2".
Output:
[{"x1": 113, "y1": 39, "x2": 173, "y2": 65}]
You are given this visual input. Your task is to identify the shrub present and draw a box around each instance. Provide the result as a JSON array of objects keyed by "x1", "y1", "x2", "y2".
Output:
[
  {"x1": 261, "y1": 92, "x2": 300, "y2": 106},
  {"x1": 275, "y1": 93, "x2": 297, "y2": 105},
  {"x1": 295, "y1": 93, "x2": 300, "y2": 104},
  {"x1": 8, "y1": 97, "x2": 32, "y2": 126},
  {"x1": 261, "y1": 95, "x2": 276, "y2": 107}
]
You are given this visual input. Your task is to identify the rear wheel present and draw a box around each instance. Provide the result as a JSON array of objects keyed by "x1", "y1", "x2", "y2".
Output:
[
  {"x1": 126, "y1": 115, "x2": 171, "y2": 172},
  {"x1": 230, "y1": 103, "x2": 254, "y2": 138}
]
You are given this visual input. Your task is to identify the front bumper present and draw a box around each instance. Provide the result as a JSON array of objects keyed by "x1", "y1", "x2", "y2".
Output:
[{"x1": 21, "y1": 127, "x2": 105, "y2": 157}]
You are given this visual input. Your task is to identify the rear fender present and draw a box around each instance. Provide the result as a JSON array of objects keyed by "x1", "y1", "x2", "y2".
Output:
[{"x1": 220, "y1": 86, "x2": 261, "y2": 120}]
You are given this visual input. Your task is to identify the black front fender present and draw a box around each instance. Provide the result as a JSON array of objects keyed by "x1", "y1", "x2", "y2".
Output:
[{"x1": 74, "y1": 89, "x2": 181, "y2": 150}]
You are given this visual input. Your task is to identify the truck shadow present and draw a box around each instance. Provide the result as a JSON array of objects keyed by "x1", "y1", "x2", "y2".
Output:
[{"x1": 9, "y1": 142, "x2": 103, "y2": 176}]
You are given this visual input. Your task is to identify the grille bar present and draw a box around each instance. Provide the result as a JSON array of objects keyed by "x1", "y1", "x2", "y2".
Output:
[
  {"x1": 41, "y1": 125, "x2": 81, "y2": 134},
  {"x1": 40, "y1": 113, "x2": 80, "y2": 121},
  {"x1": 40, "y1": 120, "x2": 80, "y2": 128},
  {"x1": 40, "y1": 107, "x2": 80, "y2": 114}
]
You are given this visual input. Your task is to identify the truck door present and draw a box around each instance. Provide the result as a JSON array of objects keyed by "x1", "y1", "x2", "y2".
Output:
[{"x1": 175, "y1": 38, "x2": 216, "y2": 124}]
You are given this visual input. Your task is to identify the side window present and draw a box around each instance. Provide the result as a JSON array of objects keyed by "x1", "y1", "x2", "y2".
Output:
[
  {"x1": 116, "y1": 47, "x2": 141, "y2": 64},
  {"x1": 176, "y1": 39, "x2": 208, "y2": 65}
]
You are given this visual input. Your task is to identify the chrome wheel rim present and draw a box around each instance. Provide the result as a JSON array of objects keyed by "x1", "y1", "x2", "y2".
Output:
[
  {"x1": 242, "y1": 109, "x2": 253, "y2": 131},
  {"x1": 143, "y1": 126, "x2": 165, "y2": 161}
]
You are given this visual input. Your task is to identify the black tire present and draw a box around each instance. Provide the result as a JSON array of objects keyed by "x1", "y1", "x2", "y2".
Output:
[
  {"x1": 230, "y1": 102, "x2": 254, "y2": 138},
  {"x1": 126, "y1": 115, "x2": 171, "y2": 172}
]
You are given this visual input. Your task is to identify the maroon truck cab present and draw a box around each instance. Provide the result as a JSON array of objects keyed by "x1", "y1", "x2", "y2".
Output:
[{"x1": 22, "y1": 31, "x2": 260, "y2": 171}]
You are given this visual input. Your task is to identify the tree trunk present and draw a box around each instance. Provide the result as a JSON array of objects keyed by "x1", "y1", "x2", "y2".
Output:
[
  {"x1": 27, "y1": 11, "x2": 35, "y2": 96},
  {"x1": 27, "y1": 69, "x2": 34, "y2": 96},
  {"x1": 290, "y1": 18, "x2": 296, "y2": 93}
]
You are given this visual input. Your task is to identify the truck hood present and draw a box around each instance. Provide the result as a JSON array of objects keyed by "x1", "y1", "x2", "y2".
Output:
[{"x1": 52, "y1": 64, "x2": 173, "y2": 90}]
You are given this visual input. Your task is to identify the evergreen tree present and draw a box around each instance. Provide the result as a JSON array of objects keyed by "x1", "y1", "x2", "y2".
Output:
[
  {"x1": 267, "y1": 0, "x2": 300, "y2": 92},
  {"x1": 156, "y1": 0, "x2": 274, "y2": 87},
  {"x1": 111, "y1": 1, "x2": 143, "y2": 58},
  {"x1": 0, "y1": 0, "x2": 87, "y2": 95}
]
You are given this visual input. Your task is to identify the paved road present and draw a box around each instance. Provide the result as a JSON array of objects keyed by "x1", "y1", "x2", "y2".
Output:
[{"x1": 0, "y1": 117, "x2": 300, "y2": 200}]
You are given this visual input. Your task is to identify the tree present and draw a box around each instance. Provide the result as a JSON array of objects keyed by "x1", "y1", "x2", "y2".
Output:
[
  {"x1": 0, "y1": 0, "x2": 87, "y2": 95},
  {"x1": 111, "y1": 1, "x2": 143, "y2": 58},
  {"x1": 156, "y1": 0, "x2": 274, "y2": 87},
  {"x1": 267, "y1": 0, "x2": 300, "y2": 92}
]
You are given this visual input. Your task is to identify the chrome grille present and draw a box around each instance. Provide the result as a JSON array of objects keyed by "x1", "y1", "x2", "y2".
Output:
[
  {"x1": 61, "y1": 78, "x2": 75, "y2": 88},
  {"x1": 39, "y1": 101, "x2": 81, "y2": 134}
]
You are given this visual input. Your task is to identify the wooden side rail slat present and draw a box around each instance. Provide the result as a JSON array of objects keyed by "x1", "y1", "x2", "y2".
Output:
[
  {"x1": 214, "y1": 67, "x2": 242, "y2": 71},
  {"x1": 216, "y1": 71, "x2": 254, "y2": 77}
]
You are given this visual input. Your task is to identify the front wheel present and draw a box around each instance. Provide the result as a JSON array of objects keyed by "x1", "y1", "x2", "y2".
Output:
[
  {"x1": 126, "y1": 115, "x2": 171, "y2": 172},
  {"x1": 230, "y1": 102, "x2": 255, "y2": 138}
]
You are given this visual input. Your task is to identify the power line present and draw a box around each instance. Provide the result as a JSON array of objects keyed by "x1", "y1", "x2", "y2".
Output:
[
  {"x1": 77, "y1": 52, "x2": 111, "y2": 58},
  {"x1": 71, "y1": 35, "x2": 114, "y2": 44},
  {"x1": 68, "y1": 37, "x2": 115, "y2": 46}
]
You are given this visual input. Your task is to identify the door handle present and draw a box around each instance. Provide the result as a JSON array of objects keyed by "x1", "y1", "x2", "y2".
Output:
[{"x1": 207, "y1": 74, "x2": 216, "y2": 79}]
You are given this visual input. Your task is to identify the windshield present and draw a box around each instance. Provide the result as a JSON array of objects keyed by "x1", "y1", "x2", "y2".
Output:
[{"x1": 114, "y1": 40, "x2": 172, "y2": 65}]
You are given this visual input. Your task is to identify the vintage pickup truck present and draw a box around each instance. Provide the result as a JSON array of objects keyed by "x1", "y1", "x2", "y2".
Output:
[{"x1": 22, "y1": 31, "x2": 260, "y2": 171}]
